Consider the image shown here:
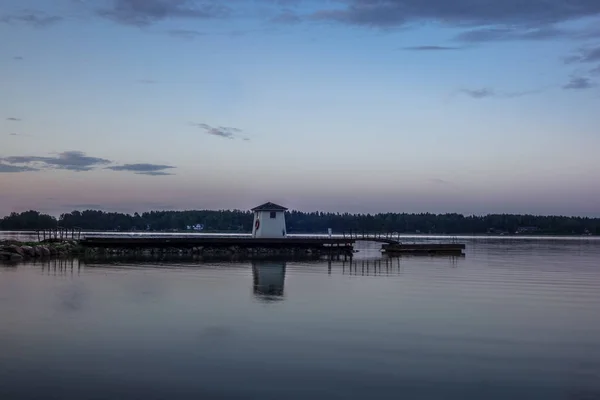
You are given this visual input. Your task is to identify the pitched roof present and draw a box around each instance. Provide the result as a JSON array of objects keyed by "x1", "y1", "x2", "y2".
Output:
[{"x1": 251, "y1": 202, "x2": 288, "y2": 211}]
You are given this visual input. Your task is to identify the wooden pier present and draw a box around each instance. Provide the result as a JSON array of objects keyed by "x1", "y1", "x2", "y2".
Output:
[
  {"x1": 80, "y1": 236, "x2": 355, "y2": 249},
  {"x1": 79, "y1": 234, "x2": 466, "y2": 258}
]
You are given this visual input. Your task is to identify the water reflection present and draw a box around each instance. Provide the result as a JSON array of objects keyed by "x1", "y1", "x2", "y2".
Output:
[
  {"x1": 252, "y1": 261, "x2": 286, "y2": 301},
  {"x1": 40, "y1": 257, "x2": 80, "y2": 277}
]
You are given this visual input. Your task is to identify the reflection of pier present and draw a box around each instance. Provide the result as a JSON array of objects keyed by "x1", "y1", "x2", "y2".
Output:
[
  {"x1": 252, "y1": 261, "x2": 286, "y2": 301},
  {"x1": 39, "y1": 257, "x2": 81, "y2": 276},
  {"x1": 342, "y1": 258, "x2": 403, "y2": 276},
  {"x1": 340, "y1": 255, "x2": 461, "y2": 276}
]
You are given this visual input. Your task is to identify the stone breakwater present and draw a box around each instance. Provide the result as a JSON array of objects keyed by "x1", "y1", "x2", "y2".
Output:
[{"x1": 0, "y1": 241, "x2": 83, "y2": 262}]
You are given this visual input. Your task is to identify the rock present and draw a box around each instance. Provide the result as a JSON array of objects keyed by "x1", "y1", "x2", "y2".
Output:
[
  {"x1": 6, "y1": 245, "x2": 24, "y2": 256},
  {"x1": 49, "y1": 246, "x2": 57, "y2": 255},
  {"x1": 21, "y1": 246, "x2": 35, "y2": 257},
  {"x1": 0, "y1": 252, "x2": 13, "y2": 261},
  {"x1": 40, "y1": 246, "x2": 51, "y2": 257},
  {"x1": 34, "y1": 246, "x2": 43, "y2": 257},
  {"x1": 10, "y1": 254, "x2": 23, "y2": 262}
]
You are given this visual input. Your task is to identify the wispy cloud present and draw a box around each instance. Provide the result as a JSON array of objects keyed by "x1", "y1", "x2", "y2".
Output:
[
  {"x1": 563, "y1": 76, "x2": 596, "y2": 90},
  {"x1": 455, "y1": 26, "x2": 569, "y2": 43},
  {"x1": 310, "y1": 0, "x2": 600, "y2": 28},
  {"x1": 271, "y1": 9, "x2": 301, "y2": 24},
  {"x1": 0, "y1": 163, "x2": 38, "y2": 173},
  {"x1": 460, "y1": 88, "x2": 496, "y2": 99},
  {"x1": 97, "y1": 0, "x2": 231, "y2": 26},
  {"x1": 458, "y1": 88, "x2": 544, "y2": 99},
  {"x1": 6, "y1": 117, "x2": 21, "y2": 121},
  {"x1": 7, "y1": 133, "x2": 32, "y2": 137},
  {"x1": 1, "y1": 150, "x2": 177, "y2": 174},
  {"x1": 566, "y1": 45, "x2": 600, "y2": 64},
  {"x1": 107, "y1": 163, "x2": 176, "y2": 175},
  {"x1": 591, "y1": 65, "x2": 600, "y2": 75},
  {"x1": 3, "y1": 151, "x2": 111, "y2": 172},
  {"x1": 429, "y1": 178, "x2": 450, "y2": 185},
  {"x1": 137, "y1": 79, "x2": 157, "y2": 84},
  {"x1": 402, "y1": 45, "x2": 461, "y2": 51},
  {"x1": 192, "y1": 122, "x2": 247, "y2": 140},
  {"x1": 167, "y1": 29, "x2": 205, "y2": 39},
  {"x1": 13, "y1": 56, "x2": 23, "y2": 61},
  {"x1": 0, "y1": 11, "x2": 62, "y2": 27}
]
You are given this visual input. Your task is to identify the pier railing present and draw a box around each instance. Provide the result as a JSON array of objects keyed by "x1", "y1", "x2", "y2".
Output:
[
  {"x1": 37, "y1": 227, "x2": 82, "y2": 242},
  {"x1": 341, "y1": 231, "x2": 401, "y2": 244}
]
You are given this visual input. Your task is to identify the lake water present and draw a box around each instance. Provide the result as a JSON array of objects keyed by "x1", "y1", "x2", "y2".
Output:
[{"x1": 1, "y1": 238, "x2": 600, "y2": 399}]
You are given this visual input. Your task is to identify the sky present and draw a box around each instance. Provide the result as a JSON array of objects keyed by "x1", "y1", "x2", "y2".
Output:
[{"x1": 1, "y1": 0, "x2": 599, "y2": 217}]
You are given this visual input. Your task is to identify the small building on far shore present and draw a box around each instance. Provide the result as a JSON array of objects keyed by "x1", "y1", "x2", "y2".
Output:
[{"x1": 252, "y1": 202, "x2": 288, "y2": 238}]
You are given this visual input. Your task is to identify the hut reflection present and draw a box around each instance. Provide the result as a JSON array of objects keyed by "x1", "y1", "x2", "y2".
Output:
[{"x1": 252, "y1": 261, "x2": 286, "y2": 301}]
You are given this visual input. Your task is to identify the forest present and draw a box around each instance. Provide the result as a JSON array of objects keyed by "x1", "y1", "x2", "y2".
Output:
[{"x1": 0, "y1": 209, "x2": 598, "y2": 235}]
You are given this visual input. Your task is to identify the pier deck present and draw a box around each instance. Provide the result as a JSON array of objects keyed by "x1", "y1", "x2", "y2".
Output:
[
  {"x1": 79, "y1": 235, "x2": 466, "y2": 256},
  {"x1": 79, "y1": 236, "x2": 355, "y2": 249}
]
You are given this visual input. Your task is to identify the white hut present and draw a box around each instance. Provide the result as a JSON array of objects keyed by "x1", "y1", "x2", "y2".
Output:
[{"x1": 251, "y1": 202, "x2": 288, "y2": 238}]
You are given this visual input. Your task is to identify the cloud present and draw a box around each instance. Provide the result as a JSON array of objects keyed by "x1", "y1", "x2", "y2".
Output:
[
  {"x1": 97, "y1": 0, "x2": 231, "y2": 26},
  {"x1": 310, "y1": 0, "x2": 600, "y2": 28},
  {"x1": 458, "y1": 88, "x2": 543, "y2": 99},
  {"x1": 591, "y1": 65, "x2": 600, "y2": 75},
  {"x1": 2, "y1": 151, "x2": 177, "y2": 175},
  {"x1": 3, "y1": 151, "x2": 111, "y2": 171},
  {"x1": 192, "y1": 122, "x2": 245, "y2": 139},
  {"x1": 167, "y1": 29, "x2": 205, "y2": 39},
  {"x1": 6, "y1": 117, "x2": 21, "y2": 121},
  {"x1": 563, "y1": 76, "x2": 596, "y2": 89},
  {"x1": 566, "y1": 45, "x2": 600, "y2": 64},
  {"x1": 137, "y1": 79, "x2": 157, "y2": 84},
  {"x1": 7, "y1": 133, "x2": 32, "y2": 137},
  {"x1": 429, "y1": 178, "x2": 449, "y2": 185},
  {"x1": 455, "y1": 26, "x2": 569, "y2": 43},
  {"x1": 107, "y1": 163, "x2": 176, "y2": 175},
  {"x1": 136, "y1": 171, "x2": 174, "y2": 176},
  {"x1": 0, "y1": 11, "x2": 62, "y2": 27},
  {"x1": 459, "y1": 88, "x2": 495, "y2": 99},
  {"x1": 402, "y1": 45, "x2": 460, "y2": 51},
  {"x1": 0, "y1": 163, "x2": 38, "y2": 173},
  {"x1": 271, "y1": 9, "x2": 302, "y2": 24},
  {"x1": 13, "y1": 56, "x2": 23, "y2": 61}
]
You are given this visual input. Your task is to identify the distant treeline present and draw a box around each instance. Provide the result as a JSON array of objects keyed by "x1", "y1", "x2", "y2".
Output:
[{"x1": 0, "y1": 209, "x2": 598, "y2": 235}]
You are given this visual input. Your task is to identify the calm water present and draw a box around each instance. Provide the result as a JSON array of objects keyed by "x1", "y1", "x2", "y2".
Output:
[{"x1": 1, "y1": 239, "x2": 600, "y2": 399}]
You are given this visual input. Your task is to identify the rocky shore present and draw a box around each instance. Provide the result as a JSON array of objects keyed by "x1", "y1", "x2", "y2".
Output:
[{"x1": 0, "y1": 240, "x2": 83, "y2": 262}]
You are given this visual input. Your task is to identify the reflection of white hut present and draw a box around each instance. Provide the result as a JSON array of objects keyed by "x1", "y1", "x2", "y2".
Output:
[
  {"x1": 252, "y1": 261, "x2": 286, "y2": 299},
  {"x1": 251, "y1": 202, "x2": 288, "y2": 238}
]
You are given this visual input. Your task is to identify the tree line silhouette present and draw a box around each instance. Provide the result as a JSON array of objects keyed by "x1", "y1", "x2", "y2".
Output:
[{"x1": 0, "y1": 209, "x2": 598, "y2": 235}]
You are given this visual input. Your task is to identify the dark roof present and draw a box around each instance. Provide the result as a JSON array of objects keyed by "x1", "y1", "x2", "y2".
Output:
[{"x1": 251, "y1": 202, "x2": 288, "y2": 211}]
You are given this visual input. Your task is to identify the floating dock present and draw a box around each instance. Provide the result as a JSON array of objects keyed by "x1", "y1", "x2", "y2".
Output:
[{"x1": 381, "y1": 242, "x2": 466, "y2": 255}]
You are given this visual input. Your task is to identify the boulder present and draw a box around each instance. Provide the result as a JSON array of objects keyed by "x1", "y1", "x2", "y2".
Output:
[
  {"x1": 6, "y1": 245, "x2": 24, "y2": 256},
  {"x1": 21, "y1": 246, "x2": 35, "y2": 257},
  {"x1": 10, "y1": 254, "x2": 23, "y2": 262},
  {"x1": 34, "y1": 246, "x2": 43, "y2": 257},
  {"x1": 40, "y1": 246, "x2": 51, "y2": 257},
  {"x1": 0, "y1": 252, "x2": 13, "y2": 261}
]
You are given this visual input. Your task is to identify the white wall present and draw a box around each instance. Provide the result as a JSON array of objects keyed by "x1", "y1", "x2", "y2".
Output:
[{"x1": 252, "y1": 210, "x2": 286, "y2": 238}]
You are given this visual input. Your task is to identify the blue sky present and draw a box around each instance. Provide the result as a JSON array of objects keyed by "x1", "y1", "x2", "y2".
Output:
[{"x1": 1, "y1": 0, "x2": 599, "y2": 217}]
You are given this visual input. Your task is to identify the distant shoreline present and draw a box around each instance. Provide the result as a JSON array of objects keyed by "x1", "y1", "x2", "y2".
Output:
[{"x1": 1, "y1": 209, "x2": 598, "y2": 236}]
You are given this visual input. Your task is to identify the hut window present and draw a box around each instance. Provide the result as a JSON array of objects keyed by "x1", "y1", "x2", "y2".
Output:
[{"x1": 270, "y1": 211, "x2": 277, "y2": 219}]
